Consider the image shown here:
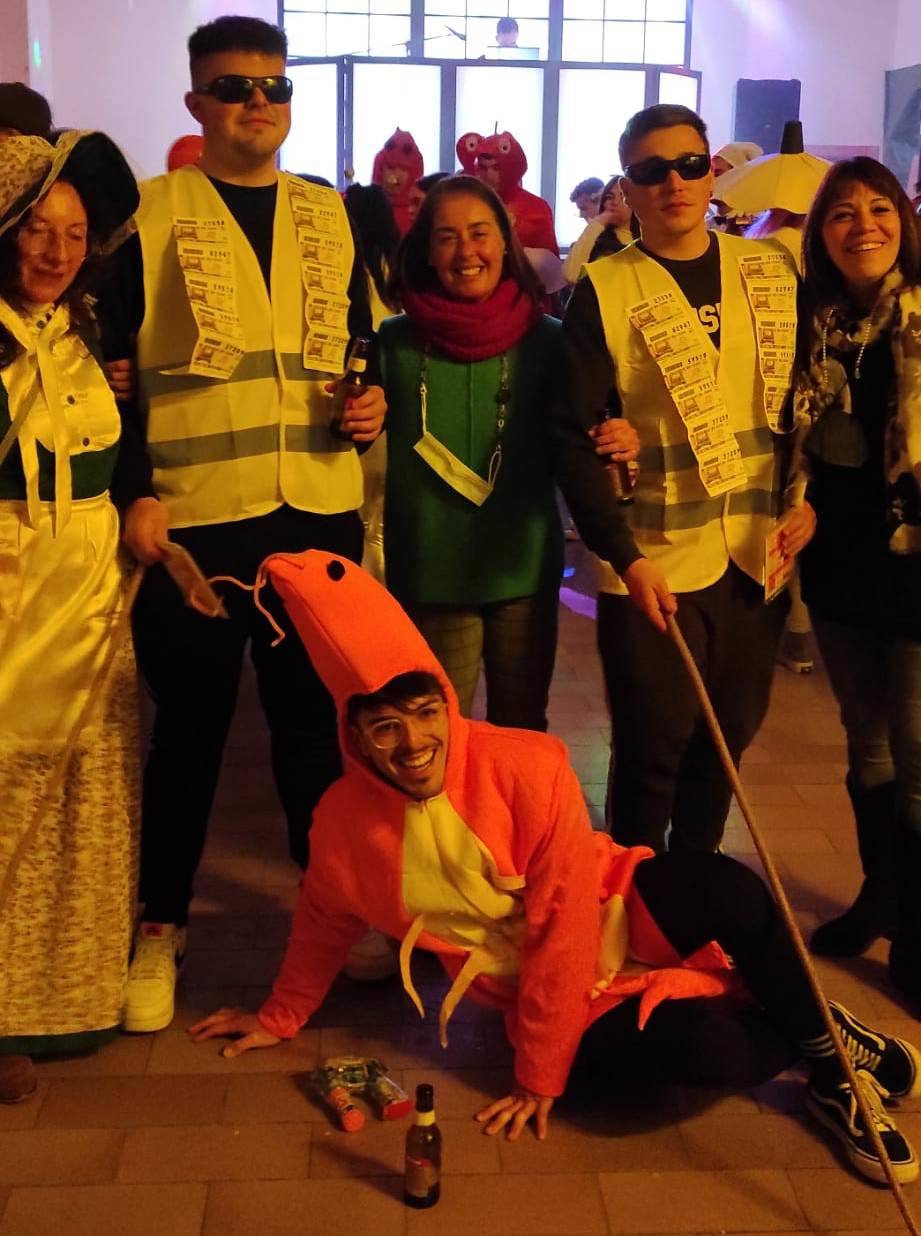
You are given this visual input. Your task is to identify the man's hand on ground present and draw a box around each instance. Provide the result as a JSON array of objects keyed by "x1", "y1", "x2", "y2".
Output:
[
  {"x1": 187, "y1": 1008, "x2": 281, "y2": 1059},
  {"x1": 475, "y1": 1090, "x2": 554, "y2": 1141}
]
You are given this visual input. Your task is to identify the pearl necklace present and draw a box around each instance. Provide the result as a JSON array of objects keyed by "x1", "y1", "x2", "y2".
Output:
[{"x1": 821, "y1": 304, "x2": 874, "y2": 387}]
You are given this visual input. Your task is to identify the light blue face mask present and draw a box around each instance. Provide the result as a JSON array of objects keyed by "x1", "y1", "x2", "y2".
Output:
[{"x1": 412, "y1": 349, "x2": 508, "y2": 507}]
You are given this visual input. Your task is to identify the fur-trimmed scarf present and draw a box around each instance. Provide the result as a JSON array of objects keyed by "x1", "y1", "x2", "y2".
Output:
[{"x1": 794, "y1": 269, "x2": 921, "y2": 553}]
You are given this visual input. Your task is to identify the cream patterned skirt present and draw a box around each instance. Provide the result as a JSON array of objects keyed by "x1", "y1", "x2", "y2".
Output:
[{"x1": 0, "y1": 495, "x2": 140, "y2": 1050}]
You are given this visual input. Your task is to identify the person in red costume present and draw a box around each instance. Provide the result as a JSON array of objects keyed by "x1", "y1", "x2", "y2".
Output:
[
  {"x1": 456, "y1": 130, "x2": 558, "y2": 255},
  {"x1": 166, "y1": 133, "x2": 204, "y2": 171},
  {"x1": 372, "y1": 128, "x2": 424, "y2": 235},
  {"x1": 190, "y1": 551, "x2": 921, "y2": 1182}
]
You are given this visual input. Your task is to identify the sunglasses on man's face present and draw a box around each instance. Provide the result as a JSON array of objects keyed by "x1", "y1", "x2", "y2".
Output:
[
  {"x1": 196, "y1": 74, "x2": 293, "y2": 104},
  {"x1": 624, "y1": 153, "x2": 710, "y2": 187}
]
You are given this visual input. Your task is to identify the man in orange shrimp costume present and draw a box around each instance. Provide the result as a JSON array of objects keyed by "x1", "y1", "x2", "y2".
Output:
[
  {"x1": 372, "y1": 128, "x2": 424, "y2": 234},
  {"x1": 456, "y1": 130, "x2": 558, "y2": 254},
  {"x1": 189, "y1": 551, "x2": 776, "y2": 1130},
  {"x1": 189, "y1": 552, "x2": 921, "y2": 1169}
]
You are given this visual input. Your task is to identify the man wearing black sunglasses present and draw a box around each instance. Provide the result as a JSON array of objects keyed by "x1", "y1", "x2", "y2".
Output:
[
  {"x1": 102, "y1": 15, "x2": 386, "y2": 1035},
  {"x1": 553, "y1": 103, "x2": 815, "y2": 857}
]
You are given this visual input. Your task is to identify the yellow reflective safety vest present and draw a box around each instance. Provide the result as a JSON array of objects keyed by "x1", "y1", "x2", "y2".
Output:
[
  {"x1": 586, "y1": 232, "x2": 796, "y2": 594},
  {"x1": 135, "y1": 167, "x2": 361, "y2": 528}
]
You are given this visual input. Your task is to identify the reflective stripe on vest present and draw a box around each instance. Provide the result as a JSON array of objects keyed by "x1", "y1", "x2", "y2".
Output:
[
  {"x1": 586, "y1": 232, "x2": 794, "y2": 593},
  {"x1": 135, "y1": 167, "x2": 361, "y2": 528}
]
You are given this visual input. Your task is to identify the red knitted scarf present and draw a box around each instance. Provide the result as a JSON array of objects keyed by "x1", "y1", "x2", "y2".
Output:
[{"x1": 401, "y1": 279, "x2": 542, "y2": 361}]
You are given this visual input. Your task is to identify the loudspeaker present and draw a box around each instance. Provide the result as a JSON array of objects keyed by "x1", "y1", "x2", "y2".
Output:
[{"x1": 733, "y1": 79, "x2": 802, "y2": 154}]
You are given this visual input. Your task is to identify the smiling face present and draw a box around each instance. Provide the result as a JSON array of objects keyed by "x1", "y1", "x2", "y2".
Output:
[
  {"x1": 602, "y1": 180, "x2": 632, "y2": 230},
  {"x1": 185, "y1": 49, "x2": 290, "y2": 179},
  {"x1": 821, "y1": 180, "x2": 902, "y2": 304},
  {"x1": 351, "y1": 694, "x2": 449, "y2": 800},
  {"x1": 428, "y1": 191, "x2": 506, "y2": 302},
  {"x1": 622, "y1": 123, "x2": 712, "y2": 255},
  {"x1": 15, "y1": 181, "x2": 88, "y2": 305}
]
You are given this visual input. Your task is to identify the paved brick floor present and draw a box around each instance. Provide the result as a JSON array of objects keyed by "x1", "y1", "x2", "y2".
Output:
[{"x1": 2, "y1": 548, "x2": 919, "y2": 1235}]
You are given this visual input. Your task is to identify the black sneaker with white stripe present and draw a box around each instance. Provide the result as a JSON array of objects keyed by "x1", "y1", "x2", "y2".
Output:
[
  {"x1": 806, "y1": 1068, "x2": 919, "y2": 1184},
  {"x1": 829, "y1": 1000, "x2": 921, "y2": 1100}
]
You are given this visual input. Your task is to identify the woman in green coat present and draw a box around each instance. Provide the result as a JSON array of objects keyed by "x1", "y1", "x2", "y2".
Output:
[{"x1": 380, "y1": 176, "x2": 563, "y2": 730}]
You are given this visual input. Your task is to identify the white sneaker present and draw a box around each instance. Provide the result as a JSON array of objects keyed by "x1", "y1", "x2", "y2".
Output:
[
  {"x1": 342, "y1": 930, "x2": 400, "y2": 982},
  {"x1": 123, "y1": 922, "x2": 186, "y2": 1032}
]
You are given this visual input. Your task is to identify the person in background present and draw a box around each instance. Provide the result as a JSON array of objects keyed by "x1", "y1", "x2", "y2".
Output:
[
  {"x1": 710, "y1": 140, "x2": 763, "y2": 235},
  {"x1": 407, "y1": 171, "x2": 450, "y2": 226},
  {"x1": 166, "y1": 133, "x2": 204, "y2": 171},
  {"x1": 711, "y1": 141, "x2": 763, "y2": 178},
  {"x1": 343, "y1": 183, "x2": 401, "y2": 583},
  {"x1": 569, "y1": 176, "x2": 604, "y2": 222},
  {"x1": 101, "y1": 14, "x2": 386, "y2": 1034},
  {"x1": 562, "y1": 175, "x2": 636, "y2": 284},
  {"x1": 190, "y1": 549, "x2": 921, "y2": 1186},
  {"x1": 379, "y1": 175, "x2": 564, "y2": 730},
  {"x1": 0, "y1": 82, "x2": 52, "y2": 140},
  {"x1": 0, "y1": 131, "x2": 139, "y2": 1103},
  {"x1": 554, "y1": 104, "x2": 812, "y2": 855},
  {"x1": 495, "y1": 16, "x2": 519, "y2": 47},
  {"x1": 795, "y1": 159, "x2": 921, "y2": 1010}
]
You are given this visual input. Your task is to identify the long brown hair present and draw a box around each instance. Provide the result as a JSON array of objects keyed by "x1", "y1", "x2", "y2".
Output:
[
  {"x1": 388, "y1": 174, "x2": 542, "y2": 305},
  {"x1": 802, "y1": 157, "x2": 921, "y2": 309}
]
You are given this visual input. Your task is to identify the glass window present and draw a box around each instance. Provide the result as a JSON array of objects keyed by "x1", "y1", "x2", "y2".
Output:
[
  {"x1": 286, "y1": 12, "x2": 327, "y2": 56},
  {"x1": 371, "y1": 0, "x2": 411, "y2": 12},
  {"x1": 352, "y1": 62, "x2": 442, "y2": 183},
  {"x1": 603, "y1": 20, "x2": 644, "y2": 62},
  {"x1": 467, "y1": 0, "x2": 501, "y2": 14},
  {"x1": 605, "y1": 0, "x2": 645, "y2": 18},
  {"x1": 326, "y1": 12, "x2": 370, "y2": 53},
  {"x1": 644, "y1": 20, "x2": 685, "y2": 63},
  {"x1": 562, "y1": 20, "x2": 603, "y2": 60},
  {"x1": 455, "y1": 65, "x2": 545, "y2": 192},
  {"x1": 286, "y1": 0, "x2": 326, "y2": 12},
  {"x1": 658, "y1": 70, "x2": 698, "y2": 110},
  {"x1": 563, "y1": 0, "x2": 603, "y2": 17},
  {"x1": 281, "y1": 63, "x2": 339, "y2": 186},
  {"x1": 555, "y1": 67, "x2": 646, "y2": 245},
  {"x1": 646, "y1": 0, "x2": 685, "y2": 19},
  {"x1": 423, "y1": 16, "x2": 469, "y2": 55},
  {"x1": 369, "y1": 14, "x2": 412, "y2": 53},
  {"x1": 513, "y1": 0, "x2": 550, "y2": 16}
]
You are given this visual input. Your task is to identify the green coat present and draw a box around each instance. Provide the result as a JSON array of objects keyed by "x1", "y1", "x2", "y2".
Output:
[{"x1": 380, "y1": 313, "x2": 563, "y2": 606}]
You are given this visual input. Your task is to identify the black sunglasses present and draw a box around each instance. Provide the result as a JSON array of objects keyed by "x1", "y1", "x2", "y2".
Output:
[
  {"x1": 624, "y1": 153, "x2": 710, "y2": 187},
  {"x1": 196, "y1": 74, "x2": 293, "y2": 104}
]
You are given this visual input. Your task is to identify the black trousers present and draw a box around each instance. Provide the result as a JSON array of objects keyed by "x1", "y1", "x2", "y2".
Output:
[
  {"x1": 573, "y1": 852, "x2": 821, "y2": 1091},
  {"x1": 132, "y1": 505, "x2": 363, "y2": 925},
  {"x1": 597, "y1": 563, "x2": 788, "y2": 853}
]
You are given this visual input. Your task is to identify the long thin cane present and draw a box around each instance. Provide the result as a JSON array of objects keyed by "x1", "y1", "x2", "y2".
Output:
[
  {"x1": 665, "y1": 612, "x2": 920, "y2": 1235},
  {"x1": 0, "y1": 563, "x2": 146, "y2": 915}
]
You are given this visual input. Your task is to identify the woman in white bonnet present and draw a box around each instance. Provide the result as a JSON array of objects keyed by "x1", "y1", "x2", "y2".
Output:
[{"x1": 0, "y1": 131, "x2": 140, "y2": 1103}]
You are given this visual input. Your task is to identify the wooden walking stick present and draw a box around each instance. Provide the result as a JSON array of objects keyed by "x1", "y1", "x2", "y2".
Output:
[{"x1": 665, "y1": 612, "x2": 920, "y2": 1235}]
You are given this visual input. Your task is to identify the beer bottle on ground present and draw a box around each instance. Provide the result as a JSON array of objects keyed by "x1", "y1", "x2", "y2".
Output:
[{"x1": 404, "y1": 1083, "x2": 441, "y2": 1208}]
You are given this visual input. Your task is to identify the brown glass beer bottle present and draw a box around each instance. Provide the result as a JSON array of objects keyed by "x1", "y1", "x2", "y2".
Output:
[{"x1": 404, "y1": 1083, "x2": 441, "y2": 1208}]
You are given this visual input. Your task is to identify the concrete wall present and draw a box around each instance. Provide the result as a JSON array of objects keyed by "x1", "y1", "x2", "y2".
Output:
[
  {"x1": 26, "y1": 0, "x2": 276, "y2": 179},
  {"x1": 12, "y1": 1, "x2": 919, "y2": 178},
  {"x1": 0, "y1": 0, "x2": 30, "y2": 87},
  {"x1": 691, "y1": 0, "x2": 902, "y2": 151}
]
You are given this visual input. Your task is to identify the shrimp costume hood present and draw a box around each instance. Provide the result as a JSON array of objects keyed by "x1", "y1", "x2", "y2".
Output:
[
  {"x1": 257, "y1": 551, "x2": 735, "y2": 1096},
  {"x1": 456, "y1": 130, "x2": 558, "y2": 255},
  {"x1": 372, "y1": 128, "x2": 424, "y2": 235}
]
